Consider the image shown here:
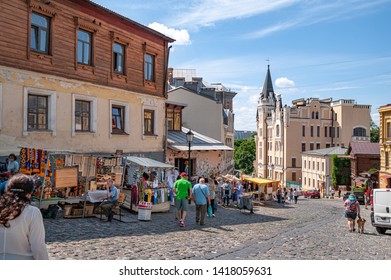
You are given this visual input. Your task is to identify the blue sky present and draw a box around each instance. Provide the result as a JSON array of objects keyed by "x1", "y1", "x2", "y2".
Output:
[{"x1": 93, "y1": 0, "x2": 391, "y2": 130}]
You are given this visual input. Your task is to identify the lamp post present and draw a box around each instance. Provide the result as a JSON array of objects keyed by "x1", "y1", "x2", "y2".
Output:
[{"x1": 186, "y1": 129, "x2": 194, "y2": 181}]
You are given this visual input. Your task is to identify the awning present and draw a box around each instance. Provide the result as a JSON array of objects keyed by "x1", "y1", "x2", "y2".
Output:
[
  {"x1": 380, "y1": 173, "x2": 391, "y2": 179},
  {"x1": 168, "y1": 144, "x2": 233, "y2": 151},
  {"x1": 244, "y1": 177, "x2": 279, "y2": 185},
  {"x1": 126, "y1": 156, "x2": 173, "y2": 168}
]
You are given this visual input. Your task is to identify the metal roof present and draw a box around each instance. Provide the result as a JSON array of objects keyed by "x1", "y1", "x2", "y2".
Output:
[
  {"x1": 348, "y1": 142, "x2": 380, "y2": 156},
  {"x1": 126, "y1": 156, "x2": 173, "y2": 168},
  {"x1": 302, "y1": 146, "x2": 348, "y2": 156},
  {"x1": 168, "y1": 127, "x2": 233, "y2": 151}
]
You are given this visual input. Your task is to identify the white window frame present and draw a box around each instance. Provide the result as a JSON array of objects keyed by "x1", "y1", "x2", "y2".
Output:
[
  {"x1": 23, "y1": 87, "x2": 56, "y2": 136},
  {"x1": 0, "y1": 83, "x2": 2, "y2": 130},
  {"x1": 72, "y1": 94, "x2": 97, "y2": 137},
  {"x1": 142, "y1": 104, "x2": 158, "y2": 138},
  {"x1": 109, "y1": 100, "x2": 130, "y2": 136}
]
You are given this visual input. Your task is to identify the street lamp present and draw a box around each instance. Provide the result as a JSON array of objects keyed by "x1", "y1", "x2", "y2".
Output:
[{"x1": 186, "y1": 129, "x2": 194, "y2": 181}]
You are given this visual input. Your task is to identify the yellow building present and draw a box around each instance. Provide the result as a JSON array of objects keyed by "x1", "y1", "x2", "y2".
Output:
[{"x1": 378, "y1": 104, "x2": 391, "y2": 188}]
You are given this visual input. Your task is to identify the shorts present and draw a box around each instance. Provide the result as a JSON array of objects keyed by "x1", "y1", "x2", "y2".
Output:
[
  {"x1": 344, "y1": 211, "x2": 357, "y2": 220},
  {"x1": 175, "y1": 198, "x2": 189, "y2": 212}
]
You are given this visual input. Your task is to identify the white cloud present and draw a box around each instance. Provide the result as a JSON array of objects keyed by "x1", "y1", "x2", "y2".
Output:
[
  {"x1": 276, "y1": 77, "x2": 295, "y2": 88},
  {"x1": 148, "y1": 22, "x2": 191, "y2": 45}
]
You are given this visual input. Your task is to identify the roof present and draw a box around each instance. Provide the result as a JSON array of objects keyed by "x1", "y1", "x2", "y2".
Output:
[
  {"x1": 260, "y1": 65, "x2": 276, "y2": 102},
  {"x1": 172, "y1": 69, "x2": 198, "y2": 82},
  {"x1": 126, "y1": 156, "x2": 173, "y2": 168},
  {"x1": 244, "y1": 177, "x2": 279, "y2": 185},
  {"x1": 302, "y1": 146, "x2": 348, "y2": 156},
  {"x1": 348, "y1": 142, "x2": 380, "y2": 156},
  {"x1": 167, "y1": 127, "x2": 233, "y2": 152}
]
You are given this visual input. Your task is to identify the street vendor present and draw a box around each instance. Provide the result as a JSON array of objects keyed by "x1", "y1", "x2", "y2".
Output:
[
  {"x1": 99, "y1": 179, "x2": 118, "y2": 222},
  {"x1": 6, "y1": 154, "x2": 19, "y2": 174}
]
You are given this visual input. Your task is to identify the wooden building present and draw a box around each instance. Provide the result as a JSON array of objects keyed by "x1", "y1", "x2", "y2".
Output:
[{"x1": 0, "y1": 0, "x2": 174, "y2": 160}]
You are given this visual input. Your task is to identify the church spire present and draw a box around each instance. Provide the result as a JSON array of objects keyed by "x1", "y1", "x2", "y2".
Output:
[{"x1": 260, "y1": 65, "x2": 276, "y2": 103}]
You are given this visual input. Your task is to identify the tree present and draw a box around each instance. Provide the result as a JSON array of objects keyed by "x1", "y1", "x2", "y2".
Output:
[
  {"x1": 370, "y1": 118, "x2": 380, "y2": 143},
  {"x1": 234, "y1": 137, "x2": 256, "y2": 175}
]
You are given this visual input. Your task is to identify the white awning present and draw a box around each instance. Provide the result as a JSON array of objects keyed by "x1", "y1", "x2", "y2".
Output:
[
  {"x1": 168, "y1": 144, "x2": 233, "y2": 151},
  {"x1": 126, "y1": 156, "x2": 173, "y2": 168}
]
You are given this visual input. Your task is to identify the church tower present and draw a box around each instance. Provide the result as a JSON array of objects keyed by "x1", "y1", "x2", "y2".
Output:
[{"x1": 256, "y1": 65, "x2": 279, "y2": 179}]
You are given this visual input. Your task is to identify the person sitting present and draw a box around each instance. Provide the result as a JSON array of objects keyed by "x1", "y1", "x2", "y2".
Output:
[
  {"x1": 99, "y1": 179, "x2": 118, "y2": 222},
  {"x1": 6, "y1": 154, "x2": 19, "y2": 174}
]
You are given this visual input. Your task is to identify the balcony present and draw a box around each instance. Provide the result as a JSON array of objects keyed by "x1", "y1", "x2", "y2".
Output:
[{"x1": 351, "y1": 136, "x2": 370, "y2": 142}]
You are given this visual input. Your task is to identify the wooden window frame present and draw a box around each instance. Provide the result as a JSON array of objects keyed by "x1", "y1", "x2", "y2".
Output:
[
  {"x1": 30, "y1": 12, "x2": 50, "y2": 54},
  {"x1": 77, "y1": 29, "x2": 93, "y2": 66},
  {"x1": 72, "y1": 94, "x2": 97, "y2": 136},
  {"x1": 27, "y1": 94, "x2": 48, "y2": 131},
  {"x1": 27, "y1": 0, "x2": 57, "y2": 62},
  {"x1": 143, "y1": 42, "x2": 158, "y2": 88},
  {"x1": 74, "y1": 100, "x2": 91, "y2": 132},
  {"x1": 74, "y1": 17, "x2": 99, "y2": 72},
  {"x1": 110, "y1": 100, "x2": 130, "y2": 136},
  {"x1": 144, "y1": 53, "x2": 155, "y2": 82},
  {"x1": 112, "y1": 105, "x2": 125, "y2": 134},
  {"x1": 110, "y1": 31, "x2": 131, "y2": 80}
]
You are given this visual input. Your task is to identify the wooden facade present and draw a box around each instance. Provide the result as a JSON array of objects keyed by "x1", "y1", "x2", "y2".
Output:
[{"x1": 0, "y1": 0, "x2": 174, "y2": 97}]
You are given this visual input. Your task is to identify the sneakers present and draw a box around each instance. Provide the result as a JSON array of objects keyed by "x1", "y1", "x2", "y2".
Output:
[
  {"x1": 179, "y1": 219, "x2": 185, "y2": 227},
  {"x1": 212, "y1": 214, "x2": 215, "y2": 217}
]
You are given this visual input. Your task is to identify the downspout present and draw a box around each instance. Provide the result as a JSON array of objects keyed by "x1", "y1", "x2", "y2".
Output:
[
  {"x1": 331, "y1": 107, "x2": 334, "y2": 147},
  {"x1": 163, "y1": 45, "x2": 172, "y2": 162}
]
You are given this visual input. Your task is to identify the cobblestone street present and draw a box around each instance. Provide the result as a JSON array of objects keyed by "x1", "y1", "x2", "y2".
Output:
[{"x1": 44, "y1": 197, "x2": 391, "y2": 260}]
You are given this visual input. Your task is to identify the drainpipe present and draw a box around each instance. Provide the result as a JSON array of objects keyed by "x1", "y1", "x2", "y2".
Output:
[
  {"x1": 163, "y1": 45, "x2": 172, "y2": 162},
  {"x1": 331, "y1": 107, "x2": 334, "y2": 147}
]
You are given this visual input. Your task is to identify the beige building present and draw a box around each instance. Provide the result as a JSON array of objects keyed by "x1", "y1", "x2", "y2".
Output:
[
  {"x1": 302, "y1": 147, "x2": 347, "y2": 194},
  {"x1": 0, "y1": 0, "x2": 173, "y2": 161},
  {"x1": 378, "y1": 104, "x2": 391, "y2": 188},
  {"x1": 168, "y1": 70, "x2": 236, "y2": 173},
  {"x1": 255, "y1": 66, "x2": 371, "y2": 187}
]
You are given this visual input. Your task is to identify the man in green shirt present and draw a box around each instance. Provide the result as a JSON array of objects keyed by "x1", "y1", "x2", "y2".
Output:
[{"x1": 173, "y1": 172, "x2": 192, "y2": 227}]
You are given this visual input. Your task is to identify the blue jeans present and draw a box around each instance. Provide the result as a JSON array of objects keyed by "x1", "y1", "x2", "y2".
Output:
[{"x1": 224, "y1": 195, "x2": 230, "y2": 206}]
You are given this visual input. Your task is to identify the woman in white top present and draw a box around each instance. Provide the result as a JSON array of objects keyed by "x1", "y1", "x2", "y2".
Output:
[{"x1": 0, "y1": 173, "x2": 49, "y2": 260}]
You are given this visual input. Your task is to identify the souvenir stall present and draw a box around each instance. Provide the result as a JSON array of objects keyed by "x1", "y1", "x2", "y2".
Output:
[
  {"x1": 242, "y1": 177, "x2": 280, "y2": 202},
  {"x1": 122, "y1": 156, "x2": 173, "y2": 213}
]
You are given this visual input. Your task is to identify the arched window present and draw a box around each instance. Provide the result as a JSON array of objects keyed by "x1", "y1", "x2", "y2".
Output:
[
  {"x1": 276, "y1": 124, "x2": 280, "y2": 137},
  {"x1": 353, "y1": 127, "x2": 366, "y2": 137},
  {"x1": 316, "y1": 112, "x2": 319, "y2": 119},
  {"x1": 312, "y1": 112, "x2": 315, "y2": 119}
]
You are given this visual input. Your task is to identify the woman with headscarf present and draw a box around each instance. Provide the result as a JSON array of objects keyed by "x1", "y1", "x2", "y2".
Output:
[
  {"x1": 343, "y1": 193, "x2": 361, "y2": 233},
  {"x1": 0, "y1": 173, "x2": 48, "y2": 259}
]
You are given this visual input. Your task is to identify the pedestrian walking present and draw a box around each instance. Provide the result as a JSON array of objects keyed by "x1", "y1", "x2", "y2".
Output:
[
  {"x1": 293, "y1": 188, "x2": 298, "y2": 204},
  {"x1": 192, "y1": 178, "x2": 210, "y2": 225},
  {"x1": 206, "y1": 178, "x2": 216, "y2": 217},
  {"x1": 222, "y1": 180, "x2": 231, "y2": 207},
  {"x1": 0, "y1": 173, "x2": 49, "y2": 259},
  {"x1": 344, "y1": 194, "x2": 361, "y2": 232},
  {"x1": 289, "y1": 188, "x2": 294, "y2": 203},
  {"x1": 276, "y1": 187, "x2": 282, "y2": 203},
  {"x1": 338, "y1": 188, "x2": 341, "y2": 198},
  {"x1": 173, "y1": 172, "x2": 192, "y2": 227}
]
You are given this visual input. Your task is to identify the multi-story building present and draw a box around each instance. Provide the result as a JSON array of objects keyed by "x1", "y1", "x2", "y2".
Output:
[
  {"x1": 378, "y1": 104, "x2": 391, "y2": 188},
  {"x1": 255, "y1": 65, "x2": 371, "y2": 187},
  {"x1": 0, "y1": 0, "x2": 173, "y2": 161},
  {"x1": 302, "y1": 146, "x2": 348, "y2": 195},
  {"x1": 167, "y1": 68, "x2": 236, "y2": 173}
]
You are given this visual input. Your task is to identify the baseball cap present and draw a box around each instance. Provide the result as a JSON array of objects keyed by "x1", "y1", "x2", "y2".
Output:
[
  {"x1": 180, "y1": 172, "x2": 187, "y2": 177},
  {"x1": 348, "y1": 194, "x2": 356, "y2": 201}
]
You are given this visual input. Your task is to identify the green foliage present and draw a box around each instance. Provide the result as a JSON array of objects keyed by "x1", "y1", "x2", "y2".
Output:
[
  {"x1": 234, "y1": 138, "x2": 256, "y2": 175},
  {"x1": 331, "y1": 154, "x2": 351, "y2": 186},
  {"x1": 370, "y1": 118, "x2": 380, "y2": 143}
]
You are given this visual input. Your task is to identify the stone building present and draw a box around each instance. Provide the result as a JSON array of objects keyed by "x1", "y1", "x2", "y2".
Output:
[
  {"x1": 255, "y1": 65, "x2": 371, "y2": 187},
  {"x1": 378, "y1": 104, "x2": 391, "y2": 188}
]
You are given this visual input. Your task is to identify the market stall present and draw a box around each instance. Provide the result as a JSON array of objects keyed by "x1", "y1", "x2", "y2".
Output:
[
  {"x1": 122, "y1": 156, "x2": 173, "y2": 213},
  {"x1": 242, "y1": 177, "x2": 280, "y2": 201}
]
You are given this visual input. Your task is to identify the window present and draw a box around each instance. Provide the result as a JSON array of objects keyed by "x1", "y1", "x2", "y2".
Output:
[
  {"x1": 110, "y1": 100, "x2": 130, "y2": 135},
  {"x1": 78, "y1": 29, "x2": 92, "y2": 65},
  {"x1": 316, "y1": 143, "x2": 320, "y2": 149},
  {"x1": 167, "y1": 108, "x2": 182, "y2": 131},
  {"x1": 312, "y1": 161, "x2": 315, "y2": 169},
  {"x1": 317, "y1": 126, "x2": 320, "y2": 137},
  {"x1": 325, "y1": 126, "x2": 328, "y2": 137},
  {"x1": 302, "y1": 143, "x2": 306, "y2": 152},
  {"x1": 292, "y1": 158, "x2": 296, "y2": 168},
  {"x1": 145, "y1": 53, "x2": 155, "y2": 81},
  {"x1": 353, "y1": 127, "x2": 366, "y2": 137},
  {"x1": 316, "y1": 112, "x2": 319, "y2": 119},
  {"x1": 310, "y1": 143, "x2": 314, "y2": 150},
  {"x1": 72, "y1": 94, "x2": 97, "y2": 136},
  {"x1": 302, "y1": 125, "x2": 305, "y2": 137},
  {"x1": 312, "y1": 112, "x2": 315, "y2": 119},
  {"x1": 31, "y1": 12, "x2": 50, "y2": 54},
  {"x1": 317, "y1": 162, "x2": 319, "y2": 171},
  {"x1": 276, "y1": 124, "x2": 280, "y2": 137},
  {"x1": 75, "y1": 100, "x2": 91, "y2": 132},
  {"x1": 144, "y1": 109, "x2": 155, "y2": 135},
  {"x1": 28, "y1": 95, "x2": 48, "y2": 130},
  {"x1": 304, "y1": 160, "x2": 306, "y2": 169},
  {"x1": 113, "y1": 43, "x2": 125, "y2": 74},
  {"x1": 386, "y1": 152, "x2": 389, "y2": 168},
  {"x1": 326, "y1": 143, "x2": 330, "y2": 148},
  {"x1": 387, "y1": 122, "x2": 391, "y2": 139},
  {"x1": 292, "y1": 172, "x2": 296, "y2": 182},
  {"x1": 23, "y1": 87, "x2": 56, "y2": 136},
  {"x1": 337, "y1": 127, "x2": 340, "y2": 138},
  {"x1": 311, "y1": 126, "x2": 314, "y2": 137},
  {"x1": 322, "y1": 162, "x2": 324, "y2": 172}
]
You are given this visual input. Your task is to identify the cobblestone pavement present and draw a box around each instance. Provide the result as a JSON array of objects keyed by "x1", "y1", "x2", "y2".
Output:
[{"x1": 44, "y1": 197, "x2": 391, "y2": 260}]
